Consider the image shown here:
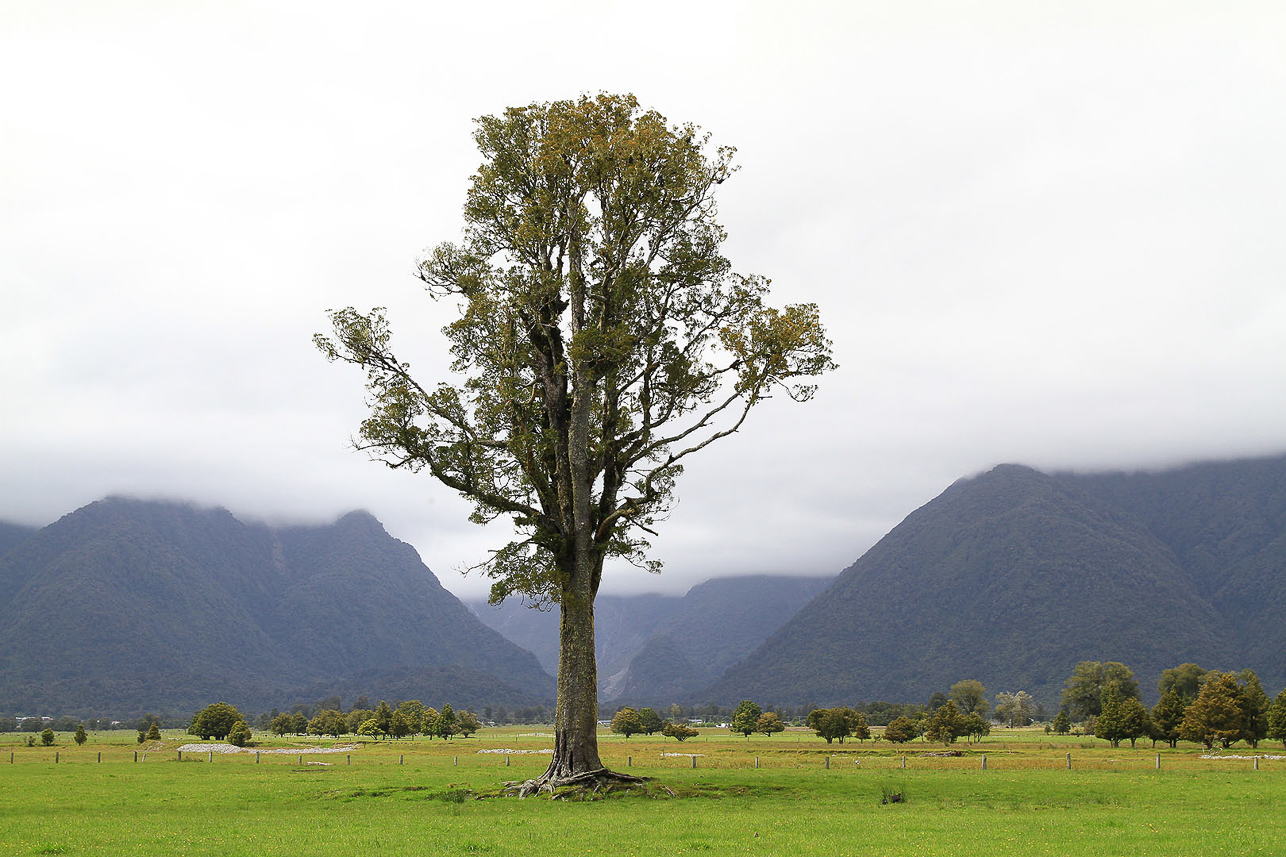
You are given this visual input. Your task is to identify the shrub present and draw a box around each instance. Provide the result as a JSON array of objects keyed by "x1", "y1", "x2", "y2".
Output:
[
  {"x1": 74, "y1": 724, "x2": 88, "y2": 746},
  {"x1": 227, "y1": 721, "x2": 253, "y2": 747},
  {"x1": 40, "y1": 728, "x2": 55, "y2": 746}
]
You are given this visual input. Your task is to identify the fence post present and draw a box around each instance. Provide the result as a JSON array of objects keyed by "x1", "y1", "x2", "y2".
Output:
[
  {"x1": 691, "y1": 755, "x2": 696, "y2": 769},
  {"x1": 347, "y1": 755, "x2": 350, "y2": 765},
  {"x1": 755, "y1": 756, "x2": 759, "y2": 769},
  {"x1": 1156, "y1": 754, "x2": 1160, "y2": 770},
  {"x1": 256, "y1": 752, "x2": 260, "y2": 764},
  {"x1": 178, "y1": 751, "x2": 183, "y2": 761},
  {"x1": 134, "y1": 751, "x2": 138, "y2": 763},
  {"x1": 298, "y1": 755, "x2": 303, "y2": 765},
  {"x1": 981, "y1": 755, "x2": 987, "y2": 770},
  {"x1": 208, "y1": 751, "x2": 213, "y2": 763},
  {"x1": 1066, "y1": 753, "x2": 1071, "y2": 769},
  {"x1": 400, "y1": 755, "x2": 404, "y2": 765},
  {"x1": 55, "y1": 752, "x2": 59, "y2": 764},
  {"x1": 825, "y1": 756, "x2": 830, "y2": 769},
  {"x1": 1255, "y1": 757, "x2": 1260, "y2": 771},
  {"x1": 98, "y1": 752, "x2": 101, "y2": 763},
  {"x1": 627, "y1": 756, "x2": 631, "y2": 768},
  {"x1": 901, "y1": 755, "x2": 906, "y2": 769},
  {"x1": 454, "y1": 756, "x2": 457, "y2": 766}
]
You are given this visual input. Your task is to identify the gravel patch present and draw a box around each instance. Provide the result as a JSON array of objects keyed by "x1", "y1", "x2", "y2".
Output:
[{"x1": 175, "y1": 744, "x2": 354, "y2": 755}]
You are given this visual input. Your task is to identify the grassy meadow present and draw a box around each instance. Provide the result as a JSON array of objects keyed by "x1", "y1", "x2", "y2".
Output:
[{"x1": 2, "y1": 726, "x2": 1284, "y2": 856}]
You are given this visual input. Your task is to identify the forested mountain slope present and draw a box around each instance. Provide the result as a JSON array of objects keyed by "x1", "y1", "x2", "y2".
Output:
[
  {"x1": 0, "y1": 498, "x2": 552, "y2": 717},
  {"x1": 705, "y1": 457, "x2": 1284, "y2": 708}
]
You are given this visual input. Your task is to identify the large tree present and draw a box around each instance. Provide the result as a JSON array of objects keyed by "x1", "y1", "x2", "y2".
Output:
[
  {"x1": 1060, "y1": 661, "x2": 1139, "y2": 719},
  {"x1": 993, "y1": 690, "x2": 1035, "y2": 728},
  {"x1": 316, "y1": 93, "x2": 833, "y2": 790},
  {"x1": 731, "y1": 700, "x2": 762, "y2": 739},
  {"x1": 949, "y1": 679, "x2": 989, "y2": 718}
]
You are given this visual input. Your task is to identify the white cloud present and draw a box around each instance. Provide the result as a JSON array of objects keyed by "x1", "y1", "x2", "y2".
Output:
[{"x1": 2, "y1": 0, "x2": 1283, "y2": 599}]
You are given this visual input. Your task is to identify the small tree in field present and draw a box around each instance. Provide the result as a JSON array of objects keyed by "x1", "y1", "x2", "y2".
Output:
[
  {"x1": 756, "y1": 711, "x2": 786, "y2": 738},
  {"x1": 949, "y1": 680, "x2": 989, "y2": 718},
  {"x1": 731, "y1": 700, "x2": 762, "y2": 739},
  {"x1": 882, "y1": 716, "x2": 917, "y2": 744},
  {"x1": 74, "y1": 724, "x2": 88, "y2": 746},
  {"x1": 1150, "y1": 688, "x2": 1188, "y2": 748},
  {"x1": 964, "y1": 712, "x2": 990, "y2": 743},
  {"x1": 638, "y1": 708, "x2": 663, "y2": 736},
  {"x1": 923, "y1": 700, "x2": 966, "y2": 745},
  {"x1": 457, "y1": 710, "x2": 482, "y2": 738},
  {"x1": 1180, "y1": 671, "x2": 1246, "y2": 749},
  {"x1": 993, "y1": 691, "x2": 1035, "y2": 728},
  {"x1": 188, "y1": 703, "x2": 242, "y2": 741},
  {"x1": 227, "y1": 721, "x2": 253, "y2": 747},
  {"x1": 662, "y1": 720, "x2": 699, "y2": 742},
  {"x1": 145, "y1": 722, "x2": 161, "y2": 741},
  {"x1": 610, "y1": 708, "x2": 643, "y2": 739},
  {"x1": 436, "y1": 704, "x2": 459, "y2": 741},
  {"x1": 1051, "y1": 709, "x2": 1071, "y2": 735},
  {"x1": 40, "y1": 728, "x2": 55, "y2": 746},
  {"x1": 1267, "y1": 688, "x2": 1286, "y2": 749},
  {"x1": 269, "y1": 713, "x2": 294, "y2": 737}
]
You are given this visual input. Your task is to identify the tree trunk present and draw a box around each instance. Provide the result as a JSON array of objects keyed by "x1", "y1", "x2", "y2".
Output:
[{"x1": 540, "y1": 589, "x2": 605, "y2": 781}]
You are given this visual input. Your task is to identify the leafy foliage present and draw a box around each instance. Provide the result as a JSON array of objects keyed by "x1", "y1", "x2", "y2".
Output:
[
  {"x1": 1060, "y1": 662, "x2": 1140, "y2": 720},
  {"x1": 610, "y1": 707, "x2": 643, "y2": 738},
  {"x1": 637, "y1": 707, "x2": 663, "y2": 735},
  {"x1": 188, "y1": 703, "x2": 243, "y2": 741},
  {"x1": 661, "y1": 720, "x2": 699, "y2": 741},
  {"x1": 226, "y1": 721, "x2": 252, "y2": 747},
  {"x1": 1268, "y1": 689, "x2": 1286, "y2": 748},
  {"x1": 994, "y1": 691, "x2": 1035, "y2": 728},
  {"x1": 949, "y1": 680, "x2": 988, "y2": 717},
  {"x1": 755, "y1": 711, "x2": 786, "y2": 737},
  {"x1": 881, "y1": 716, "x2": 917, "y2": 744},
  {"x1": 1150, "y1": 689, "x2": 1189, "y2": 748},
  {"x1": 1180, "y1": 672, "x2": 1247, "y2": 749},
  {"x1": 923, "y1": 700, "x2": 966, "y2": 745},
  {"x1": 730, "y1": 700, "x2": 762, "y2": 738}
]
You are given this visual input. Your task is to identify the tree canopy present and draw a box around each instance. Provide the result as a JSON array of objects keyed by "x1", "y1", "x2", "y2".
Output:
[
  {"x1": 731, "y1": 700, "x2": 762, "y2": 738},
  {"x1": 316, "y1": 93, "x2": 833, "y2": 788},
  {"x1": 1060, "y1": 661, "x2": 1139, "y2": 719}
]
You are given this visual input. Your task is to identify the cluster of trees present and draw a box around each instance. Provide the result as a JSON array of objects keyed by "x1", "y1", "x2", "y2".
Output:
[
  {"x1": 268, "y1": 700, "x2": 481, "y2": 741},
  {"x1": 1054, "y1": 661, "x2": 1286, "y2": 750},
  {"x1": 801, "y1": 680, "x2": 995, "y2": 745},
  {"x1": 188, "y1": 702, "x2": 253, "y2": 746},
  {"x1": 607, "y1": 706, "x2": 704, "y2": 741}
]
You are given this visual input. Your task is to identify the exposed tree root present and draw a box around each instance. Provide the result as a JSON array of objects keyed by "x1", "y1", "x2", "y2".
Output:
[{"x1": 504, "y1": 768, "x2": 653, "y2": 799}]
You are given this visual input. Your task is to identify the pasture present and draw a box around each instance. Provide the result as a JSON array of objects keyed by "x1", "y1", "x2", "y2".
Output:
[{"x1": 2, "y1": 727, "x2": 1283, "y2": 856}]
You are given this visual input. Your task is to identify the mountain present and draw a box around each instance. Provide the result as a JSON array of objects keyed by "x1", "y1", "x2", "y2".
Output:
[
  {"x1": 705, "y1": 456, "x2": 1286, "y2": 708},
  {"x1": 470, "y1": 574, "x2": 832, "y2": 704},
  {"x1": 0, "y1": 498, "x2": 552, "y2": 717},
  {"x1": 0, "y1": 521, "x2": 37, "y2": 561}
]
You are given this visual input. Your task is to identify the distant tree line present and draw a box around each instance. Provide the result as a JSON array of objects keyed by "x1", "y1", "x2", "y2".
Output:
[{"x1": 9, "y1": 661, "x2": 1286, "y2": 752}]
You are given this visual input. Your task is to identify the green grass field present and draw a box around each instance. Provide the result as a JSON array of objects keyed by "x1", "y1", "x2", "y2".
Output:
[{"x1": 3, "y1": 727, "x2": 1284, "y2": 856}]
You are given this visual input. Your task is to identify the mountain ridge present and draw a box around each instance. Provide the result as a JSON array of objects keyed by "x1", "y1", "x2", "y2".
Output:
[{"x1": 0, "y1": 497, "x2": 552, "y2": 717}]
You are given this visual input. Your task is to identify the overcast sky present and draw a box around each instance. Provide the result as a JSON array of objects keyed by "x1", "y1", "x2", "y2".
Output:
[{"x1": 3, "y1": 1, "x2": 1284, "y2": 600}]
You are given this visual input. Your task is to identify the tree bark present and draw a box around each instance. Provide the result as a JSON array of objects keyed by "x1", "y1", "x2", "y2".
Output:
[{"x1": 540, "y1": 582, "x2": 605, "y2": 781}]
